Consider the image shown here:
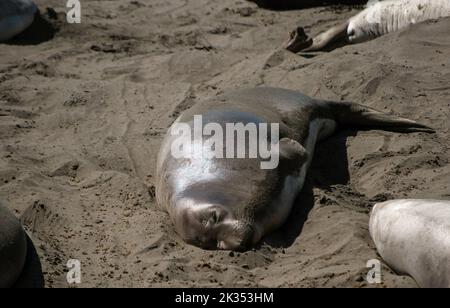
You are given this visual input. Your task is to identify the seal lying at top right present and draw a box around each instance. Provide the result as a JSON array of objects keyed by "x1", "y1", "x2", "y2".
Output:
[
  {"x1": 370, "y1": 199, "x2": 450, "y2": 288},
  {"x1": 286, "y1": 0, "x2": 450, "y2": 52}
]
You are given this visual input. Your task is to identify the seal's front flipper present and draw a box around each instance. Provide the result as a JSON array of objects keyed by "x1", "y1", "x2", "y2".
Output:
[
  {"x1": 278, "y1": 138, "x2": 308, "y2": 172},
  {"x1": 328, "y1": 101, "x2": 435, "y2": 133}
]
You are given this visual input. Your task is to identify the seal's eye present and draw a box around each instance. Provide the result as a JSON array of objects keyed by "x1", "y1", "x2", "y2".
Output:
[
  {"x1": 202, "y1": 211, "x2": 218, "y2": 228},
  {"x1": 211, "y1": 211, "x2": 218, "y2": 223}
]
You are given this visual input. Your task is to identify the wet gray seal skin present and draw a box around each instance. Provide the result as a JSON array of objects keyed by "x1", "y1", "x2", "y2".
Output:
[
  {"x1": 370, "y1": 199, "x2": 450, "y2": 288},
  {"x1": 0, "y1": 202, "x2": 28, "y2": 287},
  {"x1": 0, "y1": 0, "x2": 38, "y2": 42},
  {"x1": 156, "y1": 87, "x2": 434, "y2": 251}
]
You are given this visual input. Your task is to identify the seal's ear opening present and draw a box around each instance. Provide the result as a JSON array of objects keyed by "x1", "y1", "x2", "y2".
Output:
[{"x1": 278, "y1": 138, "x2": 308, "y2": 173}]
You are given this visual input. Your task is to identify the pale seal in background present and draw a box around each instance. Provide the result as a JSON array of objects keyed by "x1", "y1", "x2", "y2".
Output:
[
  {"x1": 249, "y1": 0, "x2": 367, "y2": 10},
  {"x1": 286, "y1": 0, "x2": 450, "y2": 52},
  {"x1": 0, "y1": 202, "x2": 28, "y2": 288},
  {"x1": 370, "y1": 199, "x2": 450, "y2": 288},
  {"x1": 156, "y1": 87, "x2": 434, "y2": 251},
  {"x1": 0, "y1": 0, "x2": 38, "y2": 42}
]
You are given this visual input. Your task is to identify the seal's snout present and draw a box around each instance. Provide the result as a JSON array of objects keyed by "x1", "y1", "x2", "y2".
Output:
[
  {"x1": 215, "y1": 224, "x2": 257, "y2": 251},
  {"x1": 175, "y1": 203, "x2": 257, "y2": 251}
]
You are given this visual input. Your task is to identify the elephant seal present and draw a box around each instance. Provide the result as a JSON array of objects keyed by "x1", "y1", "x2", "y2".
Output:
[
  {"x1": 370, "y1": 199, "x2": 450, "y2": 288},
  {"x1": 0, "y1": 202, "x2": 28, "y2": 287},
  {"x1": 0, "y1": 0, "x2": 38, "y2": 42},
  {"x1": 156, "y1": 87, "x2": 434, "y2": 251},
  {"x1": 286, "y1": 0, "x2": 450, "y2": 52}
]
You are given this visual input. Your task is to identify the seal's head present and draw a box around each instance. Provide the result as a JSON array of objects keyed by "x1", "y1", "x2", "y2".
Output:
[
  {"x1": 173, "y1": 200, "x2": 258, "y2": 251},
  {"x1": 168, "y1": 138, "x2": 308, "y2": 251},
  {"x1": 169, "y1": 175, "x2": 269, "y2": 251}
]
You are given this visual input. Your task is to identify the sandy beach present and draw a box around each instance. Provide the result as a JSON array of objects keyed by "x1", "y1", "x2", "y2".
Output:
[{"x1": 0, "y1": 0, "x2": 449, "y2": 287}]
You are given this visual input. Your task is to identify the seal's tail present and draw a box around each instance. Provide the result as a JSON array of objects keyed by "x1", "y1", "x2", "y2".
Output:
[{"x1": 327, "y1": 101, "x2": 435, "y2": 133}]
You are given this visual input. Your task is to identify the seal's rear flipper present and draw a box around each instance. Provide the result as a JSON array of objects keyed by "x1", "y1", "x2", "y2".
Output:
[
  {"x1": 286, "y1": 21, "x2": 349, "y2": 53},
  {"x1": 285, "y1": 27, "x2": 313, "y2": 53},
  {"x1": 328, "y1": 101, "x2": 435, "y2": 133}
]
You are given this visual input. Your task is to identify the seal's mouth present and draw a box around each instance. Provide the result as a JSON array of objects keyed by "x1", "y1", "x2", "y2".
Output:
[
  {"x1": 182, "y1": 218, "x2": 257, "y2": 251},
  {"x1": 212, "y1": 224, "x2": 257, "y2": 251}
]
